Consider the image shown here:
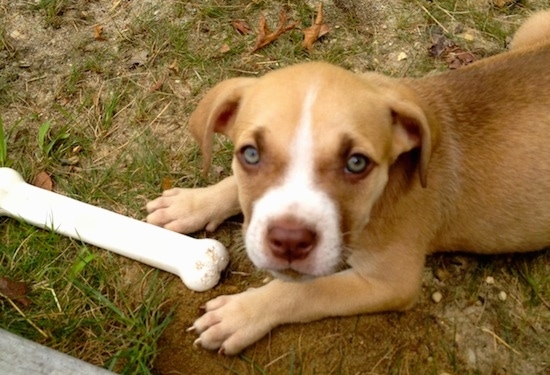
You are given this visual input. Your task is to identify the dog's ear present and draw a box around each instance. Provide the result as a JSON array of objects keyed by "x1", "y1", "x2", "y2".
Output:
[
  {"x1": 387, "y1": 96, "x2": 434, "y2": 188},
  {"x1": 189, "y1": 78, "x2": 257, "y2": 173}
]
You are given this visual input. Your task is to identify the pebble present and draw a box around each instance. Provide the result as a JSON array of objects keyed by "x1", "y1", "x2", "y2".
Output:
[
  {"x1": 485, "y1": 276, "x2": 495, "y2": 285},
  {"x1": 432, "y1": 291, "x2": 443, "y2": 303},
  {"x1": 397, "y1": 51, "x2": 408, "y2": 61},
  {"x1": 10, "y1": 30, "x2": 26, "y2": 40},
  {"x1": 498, "y1": 291, "x2": 507, "y2": 301}
]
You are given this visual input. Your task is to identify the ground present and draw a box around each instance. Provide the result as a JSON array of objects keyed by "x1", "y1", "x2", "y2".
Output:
[{"x1": 1, "y1": 0, "x2": 549, "y2": 374}]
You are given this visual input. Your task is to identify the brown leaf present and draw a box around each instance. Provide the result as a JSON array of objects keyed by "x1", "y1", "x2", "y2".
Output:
[
  {"x1": 33, "y1": 171, "x2": 53, "y2": 191},
  {"x1": 428, "y1": 34, "x2": 477, "y2": 70},
  {"x1": 161, "y1": 177, "x2": 174, "y2": 191},
  {"x1": 231, "y1": 19, "x2": 251, "y2": 35},
  {"x1": 168, "y1": 59, "x2": 179, "y2": 74},
  {"x1": 302, "y1": 3, "x2": 330, "y2": 52},
  {"x1": 446, "y1": 49, "x2": 476, "y2": 69},
  {"x1": 219, "y1": 43, "x2": 231, "y2": 54},
  {"x1": 0, "y1": 276, "x2": 31, "y2": 307},
  {"x1": 93, "y1": 24, "x2": 106, "y2": 41},
  {"x1": 429, "y1": 34, "x2": 454, "y2": 58},
  {"x1": 252, "y1": 11, "x2": 297, "y2": 52},
  {"x1": 149, "y1": 77, "x2": 165, "y2": 93}
]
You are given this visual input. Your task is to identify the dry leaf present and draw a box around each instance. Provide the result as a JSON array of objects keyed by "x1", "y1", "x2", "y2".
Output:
[
  {"x1": 93, "y1": 24, "x2": 106, "y2": 41},
  {"x1": 252, "y1": 11, "x2": 297, "y2": 52},
  {"x1": 219, "y1": 43, "x2": 231, "y2": 54},
  {"x1": 0, "y1": 276, "x2": 31, "y2": 307},
  {"x1": 128, "y1": 50, "x2": 149, "y2": 68},
  {"x1": 446, "y1": 50, "x2": 476, "y2": 69},
  {"x1": 161, "y1": 177, "x2": 174, "y2": 191},
  {"x1": 231, "y1": 19, "x2": 251, "y2": 35},
  {"x1": 492, "y1": 0, "x2": 516, "y2": 8},
  {"x1": 302, "y1": 3, "x2": 330, "y2": 52},
  {"x1": 428, "y1": 34, "x2": 477, "y2": 69},
  {"x1": 168, "y1": 59, "x2": 179, "y2": 74},
  {"x1": 149, "y1": 77, "x2": 165, "y2": 93},
  {"x1": 33, "y1": 171, "x2": 53, "y2": 191}
]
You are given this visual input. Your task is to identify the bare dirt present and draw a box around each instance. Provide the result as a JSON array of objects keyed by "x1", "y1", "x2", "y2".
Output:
[{"x1": 1, "y1": 1, "x2": 549, "y2": 374}]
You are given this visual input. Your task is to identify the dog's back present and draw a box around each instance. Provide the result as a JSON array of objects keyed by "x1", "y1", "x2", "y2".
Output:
[{"x1": 379, "y1": 28, "x2": 550, "y2": 255}]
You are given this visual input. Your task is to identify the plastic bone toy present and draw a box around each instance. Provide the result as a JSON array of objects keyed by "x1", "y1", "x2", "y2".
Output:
[{"x1": 0, "y1": 168, "x2": 229, "y2": 292}]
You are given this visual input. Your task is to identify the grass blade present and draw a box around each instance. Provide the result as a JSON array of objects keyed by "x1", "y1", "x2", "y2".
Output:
[{"x1": 0, "y1": 114, "x2": 7, "y2": 166}]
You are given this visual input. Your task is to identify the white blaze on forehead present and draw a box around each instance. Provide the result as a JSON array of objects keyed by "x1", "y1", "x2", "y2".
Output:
[
  {"x1": 244, "y1": 86, "x2": 342, "y2": 276},
  {"x1": 287, "y1": 87, "x2": 317, "y2": 187}
]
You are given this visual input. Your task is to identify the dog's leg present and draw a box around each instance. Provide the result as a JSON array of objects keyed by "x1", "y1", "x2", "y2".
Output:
[
  {"x1": 191, "y1": 247, "x2": 424, "y2": 354},
  {"x1": 146, "y1": 176, "x2": 240, "y2": 233}
]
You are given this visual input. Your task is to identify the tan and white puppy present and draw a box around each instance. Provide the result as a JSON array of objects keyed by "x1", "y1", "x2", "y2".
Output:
[{"x1": 146, "y1": 11, "x2": 550, "y2": 355}]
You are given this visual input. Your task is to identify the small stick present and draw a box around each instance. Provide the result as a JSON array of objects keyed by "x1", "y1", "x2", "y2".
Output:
[{"x1": 0, "y1": 168, "x2": 229, "y2": 292}]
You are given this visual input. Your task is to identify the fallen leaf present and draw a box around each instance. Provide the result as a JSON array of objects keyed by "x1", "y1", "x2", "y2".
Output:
[
  {"x1": 161, "y1": 176, "x2": 174, "y2": 191},
  {"x1": 149, "y1": 77, "x2": 165, "y2": 93},
  {"x1": 231, "y1": 19, "x2": 251, "y2": 35},
  {"x1": 33, "y1": 171, "x2": 53, "y2": 191},
  {"x1": 459, "y1": 31, "x2": 475, "y2": 42},
  {"x1": 492, "y1": 0, "x2": 516, "y2": 8},
  {"x1": 446, "y1": 49, "x2": 476, "y2": 69},
  {"x1": 168, "y1": 59, "x2": 179, "y2": 74},
  {"x1": 252, "y1": 10, "x2": 297, "y2": 52},
  {"x1": 219, "y1": 43, "x2": 231, "y2": 54},
  {"x1": 428, "y1": 34, "x2": 477, "y2": 69},
  {"x1": 128, "y1": 50, "x2": 149, "y2": 69},
  {"x1": 302, "y1": 3, "x2": 330, "y2": 52},
  {"x1": 429, "y1": 34, "x2": 454, "y2": 57},
  {"x1": 93, "y1": 24, "x2": 106, "y2": 41},
  {"x1": 397, "y1": 51, "x2": 408, "y2": 61},
  {"x1": 0, "y1": 276, "x2": 31, "y2": 307}
]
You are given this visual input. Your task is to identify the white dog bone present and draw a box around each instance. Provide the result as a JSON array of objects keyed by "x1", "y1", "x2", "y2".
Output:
[{"x1": 0, "y1": 168, "x2": 229, "y2": 292}]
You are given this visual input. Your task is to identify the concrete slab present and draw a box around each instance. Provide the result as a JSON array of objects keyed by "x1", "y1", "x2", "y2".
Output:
[{"x1": 0, "y1": 328, "x2": 116, "y2": 375}]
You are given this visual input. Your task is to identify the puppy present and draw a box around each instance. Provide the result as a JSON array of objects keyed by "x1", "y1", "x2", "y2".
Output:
[{"x1": 146, "y1": 11, "x2": 550, "y2": 355}]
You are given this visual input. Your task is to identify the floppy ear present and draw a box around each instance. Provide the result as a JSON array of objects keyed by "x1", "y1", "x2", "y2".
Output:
[
  {"x1": 387, "y1": 95, "x2": 435, "y2": 188},
  {"x1": 189, "y1": 77, "x2": 257, "y2": 173}
]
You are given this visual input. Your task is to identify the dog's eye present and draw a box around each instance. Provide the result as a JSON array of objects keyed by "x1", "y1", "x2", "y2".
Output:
[
  {"x1": 241, "y1": 146, "x2": 260, "y2": 165},
  {"x1": 345, "y1": 154, "x2": 370, "y2": 174}
]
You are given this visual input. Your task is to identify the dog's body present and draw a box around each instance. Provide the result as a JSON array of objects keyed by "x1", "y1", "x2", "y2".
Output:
[{"x1": 146, "y1": 11, "x2": 550, "y2": 354}]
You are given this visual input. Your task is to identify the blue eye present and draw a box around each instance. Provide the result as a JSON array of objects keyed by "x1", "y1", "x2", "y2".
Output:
[
  {"x1": 241, "y1": 146, "x2": 260, "y2": 165},
  {"x1": 345, "y1": 154, "x2": 370, "y2": 174}
]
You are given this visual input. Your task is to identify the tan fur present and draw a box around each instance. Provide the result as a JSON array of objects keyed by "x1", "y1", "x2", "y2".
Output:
[{"x1": 146, "y1": 11, "x2": 550, "y2": 354}]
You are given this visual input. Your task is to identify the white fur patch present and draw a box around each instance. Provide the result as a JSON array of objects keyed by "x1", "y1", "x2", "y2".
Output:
[{"x1": 245, "y1": 88, "x2": 342, "y2": 276}]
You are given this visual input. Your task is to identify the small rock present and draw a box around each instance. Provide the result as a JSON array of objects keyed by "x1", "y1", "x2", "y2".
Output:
[
  {"x1": 397, "y1": 51, "x2": 408, "y2": 61},
  {"x1": 485, "y1": 276, "x2": 495, "y2": 285},
  {"x1": 10, "y1": 30, "x2": 26, "y2": 40},
  {"x1": 432, "y1": 291, "x2": 443, "y2": 303},
  {"x1": 498, "y1": 291, "x2": 507, "y2": 301}
]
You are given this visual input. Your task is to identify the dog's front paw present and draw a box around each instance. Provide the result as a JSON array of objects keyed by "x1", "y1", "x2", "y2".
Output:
[
  {"x1": 190, "y1": 289, "x2": 275, "y2": 355},
  {"x1": 146, "y1": 187, "x2": 228, "y2": 233}
]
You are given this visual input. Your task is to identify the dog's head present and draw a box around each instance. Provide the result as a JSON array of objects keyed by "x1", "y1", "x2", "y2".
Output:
[{"x1": 190, "y1": 62, "x2": 433, "y2": 278}]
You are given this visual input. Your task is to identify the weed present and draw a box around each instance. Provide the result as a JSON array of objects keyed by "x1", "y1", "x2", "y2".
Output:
[
  {"x1": 32, "y1": 0, "x2": 71, "y2": 28},
  {"x1": 37, "y1": 121, "x2": 70, "y2": 159}
]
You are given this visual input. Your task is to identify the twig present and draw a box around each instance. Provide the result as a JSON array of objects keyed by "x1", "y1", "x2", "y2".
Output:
[
  {"x1": 2, "y1": 293, "x2": 50, "y2": 339},
  {"x1": 417, "y1": 2, "x2": 449, "y2": 34},
  {"x1": 481, "y1": 327, "x2": 521, "y2": 355}
]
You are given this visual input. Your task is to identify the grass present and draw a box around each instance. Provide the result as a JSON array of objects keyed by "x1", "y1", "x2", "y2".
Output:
[{"x1": 1, "y1": 0, "x2": 549, "y2": 374}]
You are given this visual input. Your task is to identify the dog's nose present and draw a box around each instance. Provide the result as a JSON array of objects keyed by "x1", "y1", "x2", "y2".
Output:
[{"x1": 267, "y1": 222, "x2": 317, "y2": 262}]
